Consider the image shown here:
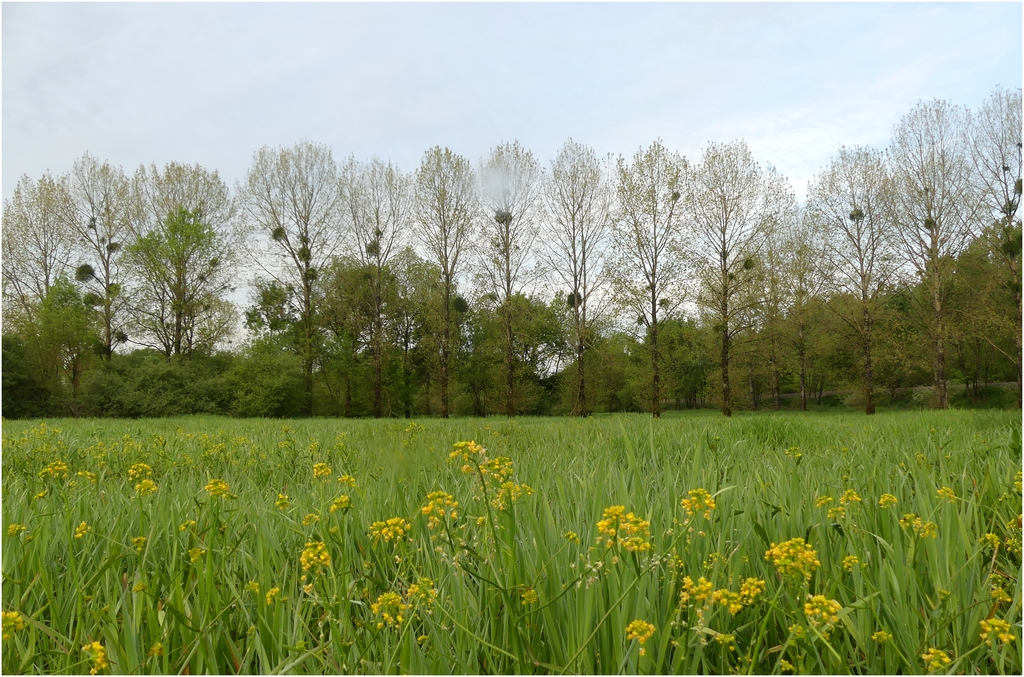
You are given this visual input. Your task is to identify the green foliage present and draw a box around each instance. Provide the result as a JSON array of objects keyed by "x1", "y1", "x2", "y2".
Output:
[{"x1": 1, "y1": 412, "x2": 1020, "y2": 674}]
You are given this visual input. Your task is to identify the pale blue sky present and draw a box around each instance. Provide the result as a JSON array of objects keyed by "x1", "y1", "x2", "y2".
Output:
[{"x1": 3, "y1": 2, "x2": 1021, "y2": 201}]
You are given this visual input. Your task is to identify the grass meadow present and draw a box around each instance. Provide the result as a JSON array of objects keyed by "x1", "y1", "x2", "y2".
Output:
[{"x1": 1, "y1": 411, "x2": 1021, "y2": 674}]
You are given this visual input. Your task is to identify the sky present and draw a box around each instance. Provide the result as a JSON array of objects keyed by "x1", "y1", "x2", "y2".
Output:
[{"x1": 2, "y1": 1, "x2": 1021, "y2": 203}]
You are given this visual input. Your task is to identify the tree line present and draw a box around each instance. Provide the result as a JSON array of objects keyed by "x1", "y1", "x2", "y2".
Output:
[{"x1": 3, "y1": 88, "x2": 1020, "y2": 419}]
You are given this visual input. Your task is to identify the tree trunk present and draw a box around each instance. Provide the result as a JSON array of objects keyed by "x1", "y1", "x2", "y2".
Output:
[
  {"x1": 721, "y1": 321, "x2": 731, "y2": 417},
  {"x1": 440, "y1": 281, "x2": 451, "y2": 419},
  {"x1": 650, "y1": 309, "x2": 661, "y2": 418},
  {"x1": 504, "y1": 304, "x2": 515, "y2": 417},
  {"x1": 863, "y1": 305, "x2": 875, "y2": 415}
]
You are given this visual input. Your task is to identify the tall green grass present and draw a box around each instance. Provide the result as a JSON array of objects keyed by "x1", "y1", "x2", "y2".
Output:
[{"x1": 2, "y1": 411, "x2": 1021, "y2": 674}]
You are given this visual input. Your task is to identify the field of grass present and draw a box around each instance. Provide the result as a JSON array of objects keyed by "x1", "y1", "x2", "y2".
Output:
[{"x1": 2, "y1": 411, "x2": 1021, "y2": 674}]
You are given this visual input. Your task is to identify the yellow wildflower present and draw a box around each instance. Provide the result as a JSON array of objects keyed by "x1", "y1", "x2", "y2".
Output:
[
  {"x1": 32, "y1": 490, "x2": 47, "y2": 500},
  {"x1": 300, "y1": 541, "x2": 331, "y2": 573},
  {"x1": 839, "y1": 489, "x2": 862, "y2": 504},
  {"x1": 521, "y1": 588, "x2": 538, "y2": 605},
  {"x1": 920, "y1": 647, "x2": 951, "y2": 672},
  {"x1": 302, "y1": 583, "x2": 314, "y2": 594},
  {"x1": 450, "y1": 440, "x2": 486, "y2": 462},
  {"x1": 82, "y1": 641, "x2": 109, "y2": 674},
  {"x1": 204, "y1": 479, "x2": 230, "y2": 498},
  {"x1": 804, "y1": 595, "x2": 842, "y2": 636},
  {"x1": 312, "y1": 463, "x2": 332, "y2": 479},
  {"x1": 564, "y1": 530, "x2": 579, "y2": 543},
  {"x1": 39, "y1": 460, "x2": 69, "y2": 480},
  {"x1": 302, "y1": 513, "x2": 320, "y2": 526},
  {"x1": 1014, "y1": 470, "x2": 1021, "y2": 493},
  {"x1": 77, "y1": 471, "x2": 97, "y2": 483},
  {"x1": 134, "y1": 479, "x2": 157, "y2": 496},
  {"x1": 596, "y1": 505, "x2": 651, "y2": 552},
  {"x1": 74, "y1": 522, "x2": 91, "y2": 539},
  {"x1": 132, "y1": 536, "x2": 146, "y2": 553},
  {"x1": 179, "y1": 520, "x2": 196, "y2": 532},
  {"x1": 815, "y1": 496, "x2": 833, "y2": 507},
  {"x1": 878, "y1": 493, "x2": 898, "y2": 508},
  {"x1": 739, "y1": 578, "x2": 766, "y2": 604},
  {"x1": 421, "y1": 491, "x2": 458, "y2": 527},
  {"x1": 275, "y1": 493, "x2": 289, "y2": 509},
  {"x1": 245, "y1": 581, "x2": 260, "y2": 594},
  {"x1": 7, "y1": 524, "x2": 27, "y2": 537},
  {"x1": 842, "y1": 555, "x2": 859, "y2": 572},
  {"x1": 991, "y1": 586, "x2": 1012, "y2": 604},
  {"x1": 780, "y1": 659, "x2": 794, "y2": 672},
  {"x1": 2, "y1": 611, "x2": 26, "y2": 640},
  {"x1": 765, "y1": 538, "x2": 820, "y2": 580},
  {"x1": 148, "y1": 642, "x2": 163, "y2": 657},
  {"x1": 188, "y1": 548, "x2": 206, "y2": 563},
  {"x1": 330, "y1": 495, "x2": 351, "y2": 513},
  {"x1": 900, "y1": 514, "x2": 937, "y2": 538},
  {"x1": 979, "y1": 618, "x2": 1015, "y2": 646},
  {"x1": 265, "y1": 587, "x2": 280, "y2": 604},
  {"x1": 625, "y1": 619, "x2": 656, "y2": 656},
  {"x1": 369, "y1": 517, "x2": 411, "y2": 543},
  {"x1": 679, "y1": 576, "x2": 714, "y2": 605},
  {"x1": 828, "y1": 506, "x2": 846, "y2": 520},
  {"x1": 715, "y1": 633, "x2": 736, "y2": 650},
  {"x1": 680, "y1": 488, "x2": 716, "y2": 519},
  {"x1": 372, "y1": 591, "x2": 410, "y2": 628},
  {"x1": 338, "y1": 474, "x2": 357, "y2": 488},
  {"x1": 132, "y1": 582, "x2": 146, "y2": 592},
  {"x1": 937, "y1": 487, "x2": 956, "y2": 502},
  {"x1": 979, "y1": 533, "x2": 1001, "y2": 550},
  {"x1": 712, "y1": 588, "x2": 744, "y2": 615},
  {"x1": 872, "y1": 630, "x2": 892, "y2": 643},
  {"x1": 128, "y1": 463, "x2": 152, "y2": 480},
  {"x1": 407, "y1": 578, "x2": 437, "y2": 606},
  {"x1": 788, "y1": 623, "x2": 805, "y2": 639}
]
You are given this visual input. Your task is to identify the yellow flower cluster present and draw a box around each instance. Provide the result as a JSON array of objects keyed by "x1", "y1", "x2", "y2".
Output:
[
  {"x1": 128, "y1": 463, "x2": 152, "y2": 480},
  {"x1": 82, "y1": 640, "x2": 109, "y2": 674},
  {"x1": 132, "y1": 536, "x2": 146, "y2": 553},
  {"x1": 312, "y1": 463, "x2": 332, "y2": 479},
  {"x1": 204, "y1": 479, "x2": 230, "y2": 498},
  {"x1": 275, "y1": 493, "x2": 290, "y2": 510},
  {"x1": 77, "y1": 471, "x2": 98, "y2": 483},
  {"x1": 764, "y1": 538, "x2": 820, "y2": 580},
  {"x1": 39, "y1": 460, "x2": 69, "y2": 480},
  {"x1": 842, "y1": 555, "x2": 859, "y2": 572},
  {"x1": 265, "y1": 587, "x2": 280, "y2": 604},
  {"x1": 134, "y1": 479, "x2": 158, "y2": 496},
  {"x1": 74, "y1": 522, "x2": 91, "y2": 539},
  {"x1": 188, "y1": 548, "x2": 206, "y2": 563},
  {"x1": 2, "y1": 611, "x2": 26, "y2": 640},
  {"x1": 815, "y1": 496, "x2": 833, "y2": 507},
  {"x1": 937, "y1": 487, "x2": 956, "y2": 502},
  {"x1": 839, "y1": 489, "x2": 861, "y2": 504},
  {"x1": 625, "y1": 619, "x2": 656, "y2": 655},
  {"x1": 827, "y1": 506, "x2": 846, "y2": 520},
  {"x1": 872, "y1": 630, "x2": 892, "y2": 643},
  {"x1": 681, "y1": 488, "x2": 716, "y2": 519},
  {"x1": 878, "y1": 493, "x2": 898, "y2": 508},
  {"x1": 679, "y1": 576, "x2": 714, "y2": 605},
  {"x1": 330, "y1": 495, "x2": 351, "y2": 513},
  {"x1": 803, "y1": 595, "x2": 842, "y2": 636},
  {"x1": 245, "y1": 581, "x2": 260, "y2": 594},
  {"x1": 422, "y1": 491, "x2": 459, "y2": 528},
  {"x1": 407, "y1": 578, "x2": 437, "y2": 607},
  {"x1": 300, "y1": 541, "x2": 331, "y2": 573},
  {"x1": 1015, "y1": 470, "x2": 1022, "y2": 493},
  {"x1": 302, "y1": 513, "x2": 319, "y2": 526},
  {"x1": 979, "y1": 533, "x2": 1001, "y2": 550},
  {"x1": 7, "y1": 524, "x2": 27, "y2": 537},
  {"x1": 493, "y1": 480, "x2": 534, "y2": 511},
  {"x1": 520, "y1": 588, "x2": 538, "y2": 605},
  {"x1": 449, "y1": 440, "x2": 486, "y2": 463},
  {"x1": 899, "y1": 514, "x2": 938, "y2": 538},
  {"x1": 596, "y1": 505, "x2": 651, "y2": 552},
  {"x1": 369, "y1": 517, "x2": 411, "y2": 543},
  {"x1": 979, "y1": 618, "x2": 1014, "y2": 646},
  {"x1": 179, "y1": 520, "x2": 196, "y2": 532},
  {"x1": 372, "y1": 591, "x2": 410, "y2": 628},
  {"x1": 920, "y1": 647, "x2": 951, "y2": 671},
  {"x1": 337, "y1": 474, "x2": 357, "y2": 488}
]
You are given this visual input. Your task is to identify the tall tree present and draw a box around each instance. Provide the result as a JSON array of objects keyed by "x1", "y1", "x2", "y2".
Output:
[
  {"x1": 609, "y1": 140, "x2": 687, "y2": 418},
  {"x1": 128, "y1": 162, "x2": 238, "y2": 358},
  {"x1": 780, "y1": 211, "x2": 826, "y2": 411},
  {"x1": 541, "y1": 140, "x2": 612, "y2": 416},
  {"x1": 124, "y1": 207, "x2": 237, "y2": 358},
  {"x1": 807, "y1": 146, "x2": 896, "y2": 414},
  {"x1": 341, "y1": 157, "x2": 413, "y2": 417},
  {"x1": 972, "y1": 86, "x2": 1022, "y2": 404},
  {"x1": 238, "y1": 141, "x2": 344, "y2": 414},
  {"x1": 414, "y1": 147, "x2": 475, "y2": 418},
  {"x1": 477, "y1": 141, "x2": 541, "y2": 416},
  {"x1": 685, "y1": 141, "x2": 794, "y2": 416},
  {"x1": 887, "y1": 99, "x2": 981, "y2": 409},
  {"x1": 68, "y1": 153, "x2": 131, "y2": 358},
  {"x1": 1, "y1": 173, "x2": 76, "y2": 320}
]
